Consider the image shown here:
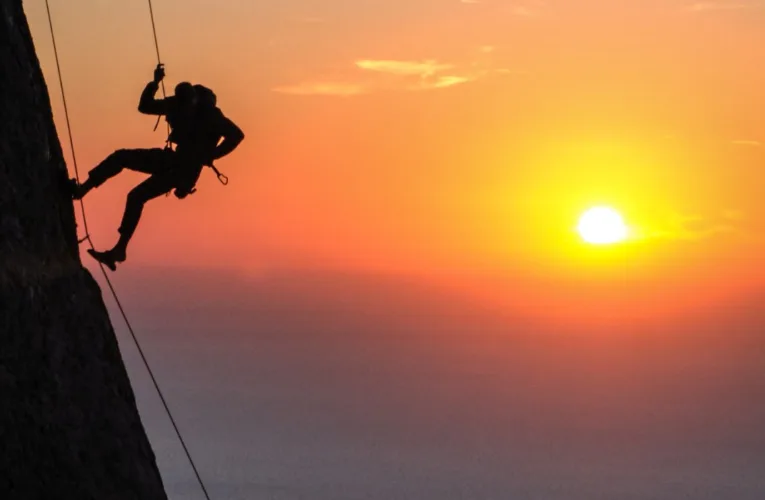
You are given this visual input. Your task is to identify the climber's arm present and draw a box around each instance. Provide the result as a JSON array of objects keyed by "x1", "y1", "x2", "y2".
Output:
[
  {"x1": 137, "y1": 81, "x2": 171, "y2": 115},
  {"x1": 137, "y1": 65, "x2": 170, "y2": 115},
  {"x1": 209, "y1": 115, "x2": 244, "y2": 162}
]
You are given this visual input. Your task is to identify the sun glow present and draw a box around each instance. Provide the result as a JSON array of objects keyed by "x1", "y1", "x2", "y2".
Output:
[{"x1": 577, "y1": 206, "x2": 628, "y2": 245}]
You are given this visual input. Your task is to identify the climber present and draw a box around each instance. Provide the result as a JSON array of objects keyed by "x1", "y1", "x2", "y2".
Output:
[{"x1": 70, "y1": 64, "x2": 245, "y2": 271}]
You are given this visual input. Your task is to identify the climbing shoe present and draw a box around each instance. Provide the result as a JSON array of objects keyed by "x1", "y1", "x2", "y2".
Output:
[{"x1": 87, "y1": 248, "x2": 125, "y2": 271}]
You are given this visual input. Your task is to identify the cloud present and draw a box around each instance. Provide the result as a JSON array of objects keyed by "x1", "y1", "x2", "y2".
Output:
[
  {"x1": 416, "y1": 75, "x2": 474, "y2": 90},
  {"x1": 460, "y1": 0, "x2": 481, "y2": 3},
  {"x1": 272, "y1": 82, "x2": 368, "y2": 96},
  {"x1": 686, "y1": 1, "x2": 757, "y2": 12},
  {"x1": 273, "y1": 47, "x2": 524, "y2": 97},
  {"x1": 353, "y1": 59, "x2": 480, "y2": 91},
  {"x1": 355, "y1": 59, "x2": 455, "y2": 78},
  {"x1": 356, "y1": 57, "x2": 511, "y2": 91}
]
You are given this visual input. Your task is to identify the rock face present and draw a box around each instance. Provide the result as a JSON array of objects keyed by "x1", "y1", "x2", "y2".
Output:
[{"x1": 0, "y1": 1, "x2": 168, "y2": 498}]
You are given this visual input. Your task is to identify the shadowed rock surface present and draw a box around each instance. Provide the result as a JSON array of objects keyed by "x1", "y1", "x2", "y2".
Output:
[{"x1": 0, "y1": 1, "x2": 168, "y2": 498}]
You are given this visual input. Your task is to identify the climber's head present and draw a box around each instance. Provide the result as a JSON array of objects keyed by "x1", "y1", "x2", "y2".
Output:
[{"x1": 174, "y1": 82, "x2": 198, "y2": 110}]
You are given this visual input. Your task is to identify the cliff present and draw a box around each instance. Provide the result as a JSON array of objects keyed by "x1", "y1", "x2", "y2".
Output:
[{"x1": 0, "y1": 1, "x2": 168, "y2": 498}]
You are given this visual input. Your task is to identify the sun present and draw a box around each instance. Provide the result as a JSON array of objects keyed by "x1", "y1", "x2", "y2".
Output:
[{"x1": 577, "y1": 206, "x2": 628, "y2": 244}]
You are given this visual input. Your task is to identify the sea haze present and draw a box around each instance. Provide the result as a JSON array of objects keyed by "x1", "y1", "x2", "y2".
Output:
[{"x1": 98, "y1": 267, "x2": 765, "y2": 500}]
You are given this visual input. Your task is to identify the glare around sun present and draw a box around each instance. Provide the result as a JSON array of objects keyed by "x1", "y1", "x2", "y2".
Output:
[{"x1": 577, "y1": 206, "x2": 628, "y2": 244}]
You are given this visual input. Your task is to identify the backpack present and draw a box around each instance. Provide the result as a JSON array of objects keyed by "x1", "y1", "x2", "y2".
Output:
[{"x1": 193, "y1": 84, "x2": 217, "y2": 108}]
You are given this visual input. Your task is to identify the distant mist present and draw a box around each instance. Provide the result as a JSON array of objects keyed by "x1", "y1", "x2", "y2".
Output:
[{"x1": 98, "y1": 266, "x2": 765, "y2": 500}]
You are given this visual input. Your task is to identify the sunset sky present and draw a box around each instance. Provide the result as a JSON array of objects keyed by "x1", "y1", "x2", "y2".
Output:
[
  {"x1": 18, "y1": 2, "x2": 765, "y2": 497},
  {"x1": 23, "y1": 0, "x2": 765, "y2": 325}
]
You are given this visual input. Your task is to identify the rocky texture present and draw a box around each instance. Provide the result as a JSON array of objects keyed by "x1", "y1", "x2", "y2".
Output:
[{"x1": 0, "y1": 1, "x2": 168, "y2": 498}]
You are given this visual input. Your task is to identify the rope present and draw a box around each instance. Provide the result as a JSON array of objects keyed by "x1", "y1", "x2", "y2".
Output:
[
  {"x1": 146, "y1": 0, "x2": 170, "y2": 142},
  {"x1": 43, "y1": 0, "x2": 88, "y2": 242},
  {"x1": 44, "y1": 2, "x2": 211, "y2": 499}
]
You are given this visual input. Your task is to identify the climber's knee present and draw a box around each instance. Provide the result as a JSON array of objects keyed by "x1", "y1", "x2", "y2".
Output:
[{"x1": 126, "y1": 186, "x2": 150, "y2": 208}]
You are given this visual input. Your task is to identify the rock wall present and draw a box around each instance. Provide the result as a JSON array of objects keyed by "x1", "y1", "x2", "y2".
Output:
[{"x1": 0, "y1": 1, "x2": 168, "y2": 498}]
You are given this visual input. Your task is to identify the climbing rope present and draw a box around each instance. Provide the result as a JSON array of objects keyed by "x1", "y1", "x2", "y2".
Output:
[
  {"x1": 146, "y1": 0, "x2": 170, "y2": 142},
  {"x1": 44, "y1": 2, "x2": 212, "y2": 499}
]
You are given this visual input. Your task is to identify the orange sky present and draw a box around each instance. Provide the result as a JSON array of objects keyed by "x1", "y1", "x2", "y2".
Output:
[{"x1": 23, "y1": 0, "x2": 765, "y2": 325}]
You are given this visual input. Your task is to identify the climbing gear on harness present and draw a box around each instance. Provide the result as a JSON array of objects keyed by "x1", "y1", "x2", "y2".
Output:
[{"x1": 209, "y1": 164, "x2": 229, "y2": 185}]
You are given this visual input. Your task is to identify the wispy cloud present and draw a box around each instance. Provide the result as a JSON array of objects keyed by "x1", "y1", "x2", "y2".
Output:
[
  {"x1": 415, "y1": 75, "x2": 474, "y2": 90},
  {"x1": 355, "y1": 59, "x2": 454, "y2": 78},
  {"x1": 460, "y1": 0, "x2": 481, "y2": 4},
  {"x1": 274, "y1": 47, "x2": 521, "y2": 96},
  {"x1": 686, "y1": 1, "x2": 757, "y2": 12},
  {"x1": 354, "y1": 59, "x2": 481, "y2": 92}
]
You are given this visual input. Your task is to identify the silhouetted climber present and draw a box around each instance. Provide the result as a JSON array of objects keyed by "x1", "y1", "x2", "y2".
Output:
[{"x1": 70, "y1": 64, "x2": 244, "y2": 270}]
